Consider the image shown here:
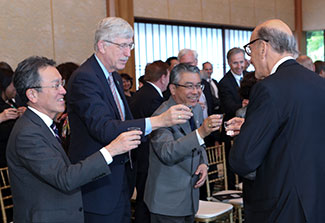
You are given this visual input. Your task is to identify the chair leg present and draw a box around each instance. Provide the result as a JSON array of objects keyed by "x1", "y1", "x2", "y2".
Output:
[{"x1": 230, "y1": 211, "x2": 233, "y2": 223}]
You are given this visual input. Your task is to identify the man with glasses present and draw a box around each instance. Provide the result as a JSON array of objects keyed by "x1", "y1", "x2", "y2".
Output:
[
  {"x1": 144, "y1": 64, "x2": 223, "y2": 223},
  {"x1": 6, "y1": 56, "x2": 143, "y2": 222},
  {"x1": 227, "y1": 19, "x2": 325, "y2": 222},
  {"x1": 67, "y1": 17, "x2": 192, "y2": 223}
]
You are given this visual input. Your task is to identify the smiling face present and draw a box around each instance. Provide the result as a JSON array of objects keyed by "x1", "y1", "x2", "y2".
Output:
[
  {"x1": 170, "y1": 72, "x2": 202, "y2": 107},
  {"x1": 29, "y1": 66, "x2": 66, "y2": 119},
  {"x1": 122, "y1": 77, "x2": 131, "y2": 91},
  {"x1": 228, "y1": 52, "x2": 245, "y2": 75},
  {"x1": 97, "y1": 37, "x2": 133, "y2": 73}
]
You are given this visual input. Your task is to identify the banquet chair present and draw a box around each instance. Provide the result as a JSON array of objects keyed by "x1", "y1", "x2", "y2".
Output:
[
  {"x1": 0, "y1": 167, "x2": 13, "y2": 223},
  {"x1": 195, "y1": 200, "x2": 233, "y2": 223},
  {"x1": 205, "y1": 144, "x2": 244, "y2": 223}
]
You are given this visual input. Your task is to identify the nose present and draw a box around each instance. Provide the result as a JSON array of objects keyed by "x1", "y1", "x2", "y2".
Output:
[
  {"x1": 60, "y1": 85, "x2": 66, "y2": 95},
  {"x1": 124, "y1": 48, "x2": 131, "y2": 57}
]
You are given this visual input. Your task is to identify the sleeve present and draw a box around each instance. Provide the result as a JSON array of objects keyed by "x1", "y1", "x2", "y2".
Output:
[
  {"x1": 68, "y1": 70, "x2": 145, "y2": 144},
  {"x1": 16, "y1": 127, "x2": 111, "y2": 193},
  {"x1": 229, "y1": 82, "x2": 280, "y2": 176}
]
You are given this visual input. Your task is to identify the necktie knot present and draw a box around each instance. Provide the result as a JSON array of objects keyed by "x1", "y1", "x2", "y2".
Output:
[{"x1": 51, "y1": 123, "x2": 61, "y2": 143}]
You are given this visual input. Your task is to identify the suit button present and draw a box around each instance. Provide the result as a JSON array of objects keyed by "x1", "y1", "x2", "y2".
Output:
[{"x1": 79, "y1": 207, "x2": 83, "y2": 212}]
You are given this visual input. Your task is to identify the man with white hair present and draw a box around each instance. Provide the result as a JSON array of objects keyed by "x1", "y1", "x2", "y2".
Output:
[{"x1": 67, "y1": 17, "x2": 192, "y2": 223}]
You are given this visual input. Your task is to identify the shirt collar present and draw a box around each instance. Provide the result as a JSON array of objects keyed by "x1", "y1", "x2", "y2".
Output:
[
  {"x1": 230, "y1": 70, "x2": 243, "y2": 81},
  {"x1": 270, "y1": 56, "x2": 295, "y2": 75},
  {"x1": 95, "y1": 54, "x2": 110, "y2": 79},
  {"x1": 28, "y1": 106, "x2": 53, "y2": 128},
  {"x1": 147, "y1": 81, "x2": 163, "y2": 98}
]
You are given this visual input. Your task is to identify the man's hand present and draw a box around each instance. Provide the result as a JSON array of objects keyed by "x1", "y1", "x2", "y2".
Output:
[
  {"x1": 194, "y1": 164, "x2": 208, "y2": 188},
  {"x1": 105, "y1": 130, "x2": 142, "y2": 157},
  {"x1": 224, "y1": 117, "x2": 245, "y2": 136},
  {"x1": 150, "y1": 104, "x2": 193, "y2": 130},
  {"x1": 0, "y1": 108, "x2": 19, "y2": 123},
  {"x1": 198, "y1": 114, "x2": 223, "y2": 138}
]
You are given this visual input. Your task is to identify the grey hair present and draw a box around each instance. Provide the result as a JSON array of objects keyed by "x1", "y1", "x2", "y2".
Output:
[
  {"x1": 178, "y1": 49, "x2": 198, "y2": 62},
  {"x1": 227, "y1": 48, "x2": 245, "y2": 62},
  {"x1": 257, "y1": 27, "x2": 299, "y2": 57},
  {"x1": 94, "y1": 17, "x2": 134, "y2": 52},
  {"x1": 170, "y1": 63, "x2": 201, "y2": 84}
]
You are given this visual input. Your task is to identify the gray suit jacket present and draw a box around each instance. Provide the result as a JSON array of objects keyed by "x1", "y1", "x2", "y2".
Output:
[
  {"x1": 6, "y1": 108, "x2": 110, "y2": 223},
  {"x1": 144, "y1": 97, "x2": 208, "y2": 216}
]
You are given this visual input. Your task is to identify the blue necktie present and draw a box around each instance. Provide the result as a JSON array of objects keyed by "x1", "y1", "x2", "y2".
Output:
[{"x1": 51, "y1": 123, "x2": 61, "y2": 143}]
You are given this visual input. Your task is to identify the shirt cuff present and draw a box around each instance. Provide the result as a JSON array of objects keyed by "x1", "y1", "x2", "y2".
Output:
[
  {"x1": 99, "y1": 147, "x2": 113, "y2": 165},
  {"x1": 144, "y1": 118, "x2": 152, "y2": 136},
  {"x1": 195, "y1": 129, "x2": 205, "y2": 145}
]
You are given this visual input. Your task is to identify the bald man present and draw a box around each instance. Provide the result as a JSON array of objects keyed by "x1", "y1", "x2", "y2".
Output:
[
  {"x1": 296, "y1": 55, "x2": 315, "y2": 72},
  {"x1": 227, "y1": 19, "x2": 325, "y2": 222}
]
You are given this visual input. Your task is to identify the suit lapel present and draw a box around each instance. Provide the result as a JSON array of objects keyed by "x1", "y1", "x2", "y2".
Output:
[{"x1": 24, "y1": 109, "x2": 70, "y2": 163}]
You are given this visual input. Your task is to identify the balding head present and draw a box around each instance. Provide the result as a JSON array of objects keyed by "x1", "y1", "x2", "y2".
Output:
[
  {"x1": 248, "y1": 19, "x2": 299, "y2": 79},
  {"x1": 296, "y1": 55, "x2": 315, "y2": 72}
]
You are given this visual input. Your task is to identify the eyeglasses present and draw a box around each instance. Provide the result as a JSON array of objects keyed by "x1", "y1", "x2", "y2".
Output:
[
  {"x1": 31, "y1": 79, "x2": 65, "y2": 90},
  {"x1": 173, "y1": 83, "x2": 204, "y2": 91},
  {"x1": 104, "y1": 40, "x2": 135, "y2": 50},
  {"x1": 243, "y1": 38, "x2": 269, "y2": 56}
]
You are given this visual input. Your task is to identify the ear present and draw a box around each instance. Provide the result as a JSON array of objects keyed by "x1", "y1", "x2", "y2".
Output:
[
  {"x1": 169, "y1": 84, "x2": 176, "y2": 95},
  {"x1": 97, "y1": 40, "x2": 107, "y2": 54},
  {"x1": 259, "y1": 41, "x2": 268, "y2": 59},
  {"x1": 26, "y1": 89, "x2": 38, "y2": 103}
]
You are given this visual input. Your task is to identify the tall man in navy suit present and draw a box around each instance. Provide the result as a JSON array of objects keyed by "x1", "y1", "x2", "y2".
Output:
[
  {"x1": 67, "y1": 17, "x2": 192, "y2": 223},
  {"x1": 227, "y1": 19, "x2": 325, "y2": 222}
]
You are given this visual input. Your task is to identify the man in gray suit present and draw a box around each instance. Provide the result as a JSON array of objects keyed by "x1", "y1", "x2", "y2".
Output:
[
  {"x1": 6, "y1": 56, "x2": 142, "y2": 223},
  {"x1": 144, "y1": 64, "x2": 223, "y2": 223}
]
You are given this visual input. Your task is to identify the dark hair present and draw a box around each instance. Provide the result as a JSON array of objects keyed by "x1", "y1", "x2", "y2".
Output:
[
  {"x1": 238, "y1": 72, "x2": 257, "y2": 99},
  {"x1": 13, "y1": 56, "x2": 56, "y2": 104},
  {"x1": 170, "y1": 63, "x2": 200, "y2": 84},
  {"x1": 0, "y1": 61, "x2": 13, "y2": 72},
  {"x1": 144, "y1": 60, "x2": 169, "y2": 82},
  {"x1": 120, "y1": 73, "x2": 133, "y2": 89},
  {"x1": 0, "y1": 68, "x2": 14, "y2": 94},
  {"x1": 314, "y1": 60, "x2": 325, "y2": 74},
  {"x1": 202, "y1": 61, "x2": 212, "y2": 68},
  {"x1": 56, "y1": 62, "x2": 79, "y2": 87},
  {"x1": 165, "y1": 57, "x2": 178, "y2": 66},
  {"x1": 138, "y1": 75, "x2": 145, "y2": 84}
]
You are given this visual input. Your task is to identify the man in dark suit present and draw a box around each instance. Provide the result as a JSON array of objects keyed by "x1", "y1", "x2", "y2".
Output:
[
  {"x1": 6, "y1": 56, "x2": 142, "y2": 223},
  {"x1": 67, "y1": 17, "x2": 192, "y2": 223},
  {"x1": 218, "y1": 47, "x2": 246, "y2": 189},
  {"x1": 144, "y1": 64, "x2": 223, "y2": 223},
  {"x1": 130, "y1": 60, "x2": 169, "y2": 223},
  {"x1": 227, "y1": 19, "x2": 325, "y2": 222}
]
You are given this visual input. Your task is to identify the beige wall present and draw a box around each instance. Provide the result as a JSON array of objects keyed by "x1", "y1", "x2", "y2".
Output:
[
  {"x1": 134, "y1": 0, "x2": 295, "y2": 30},
  {"x1": 0, "y1": 0, "x2": 106, "y2": 69},
  {"x1": 302, "y1": 0, "x2": 325, "y2": 31}
]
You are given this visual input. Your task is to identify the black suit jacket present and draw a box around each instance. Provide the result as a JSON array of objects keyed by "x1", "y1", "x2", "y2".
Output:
[
  {"x1": 218, "y1": 71, "x2": 242, "y2": 120},
  {"x1": 130, "y1": 82, "x2": 164, "y2": 172},
  {"x1": 229, "y1": 60, "x2": 325, "y2": 222},
  {"x1": 67, "y1": 54, "x2": 146, "y2": 215},
  {"x1": 6, "y1": 108, "x2": 110, "y2": 222}
]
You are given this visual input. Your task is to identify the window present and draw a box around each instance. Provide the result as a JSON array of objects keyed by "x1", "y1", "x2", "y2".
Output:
[
  {"x1": 306, "y1": 31, "x2": 325, "y2": 62},
  {"x1": 134, "y1": 21, "x2": 253, "y2": 87}
]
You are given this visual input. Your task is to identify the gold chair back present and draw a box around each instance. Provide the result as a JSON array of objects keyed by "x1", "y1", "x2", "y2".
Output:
[{"x1": 0, "y1": 167, "x2": 13, "y2": 223}]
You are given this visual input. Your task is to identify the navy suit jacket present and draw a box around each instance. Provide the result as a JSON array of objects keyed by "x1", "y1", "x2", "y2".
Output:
[
  {"x1": 230, "y1": 60, "x2": 325, "y2": 222},
  {"x1": 67, "y1": 54, "x2": 146, "y2": 215},
  {"x1": 218, "y1": 71, "x2": 242, "y2": 121}
]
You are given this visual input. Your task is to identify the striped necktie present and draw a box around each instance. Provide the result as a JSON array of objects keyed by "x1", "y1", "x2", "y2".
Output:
[
  {"x1": 50, "y1": 123, "x2": 61, "y2": 143},
  {"x1": 108, "y1": 74, "x2": 125, "y2": 121}
]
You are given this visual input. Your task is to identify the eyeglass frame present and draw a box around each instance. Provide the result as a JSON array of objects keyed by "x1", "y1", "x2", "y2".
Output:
[
  {"x1": 173, "y1": 83, "x2": 205, "y2": 91},
  {"x1": 243, "y1": 38, "x2": 269, "y2": 56},
  {"x1": 30, "y1": 79, "x2": 66, "y2": 90},
  {"x1": 103, "y1": 40, "x2": 135, "y2": 50}
]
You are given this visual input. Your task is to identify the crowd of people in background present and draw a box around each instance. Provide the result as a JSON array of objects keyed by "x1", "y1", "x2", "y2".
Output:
[{"x1": 1, "y1": 16, "x2": 325, "y2": 223}]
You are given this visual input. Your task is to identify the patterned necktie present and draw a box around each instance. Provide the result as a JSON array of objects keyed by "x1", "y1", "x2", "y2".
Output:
[
  {"x1": 50, "y1": 123, "x2": 61, "y2": 143},
  {"x1": 108, "y1": 74, "x2": 125, "y2": 121},
  {"x1": 107, "y1": 74, "x2": 133, "y2": 168},
  {"x1": 189, "y1": 117, "x2": 196, "y2": 131}
]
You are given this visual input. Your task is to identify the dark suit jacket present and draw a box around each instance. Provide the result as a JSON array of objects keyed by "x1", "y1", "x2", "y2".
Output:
[
  {"x1": 67, "y1": 54, "x2": 146, "y2": 215},
  {"x1": 218, "y1": 71, "x2": 242, "y2": 121},
  {"x1": 6, "y1": 108, "x2": 110, "y2": 223},
  {"x1": 129, "y1": 82, "x2": 164, "y2": 172},
  {"x1": 229, "y1": 60, "x2": 325, "y2": 222},
  {"x1": 0, "y1": 98, "x2": 17, "y2": 167}
]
